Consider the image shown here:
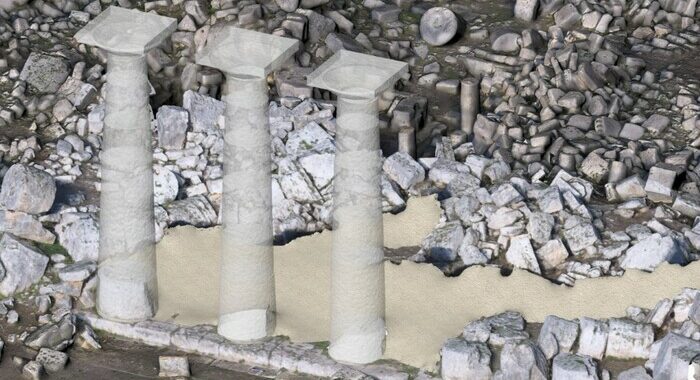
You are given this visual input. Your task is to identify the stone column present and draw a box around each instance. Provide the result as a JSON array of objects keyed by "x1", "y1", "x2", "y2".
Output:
[
  {"x1": 331, "y1": 94, "x2": 386, "y2": 363},
  {"x1": 460, "y1": 77, "x2": 479, "y2": 135},
  {"x1": 217, "y1": 75, "x2": 275, "y2": 341},
  {"x1": 307, "y1": 50, "x2": 407, "y2": 363},
  {"x1": 74, "y1": 6, "x2": 176, "y2": 322},
  {"x1": 195, "y1": 26, "x2": 298, "y2": 341}
]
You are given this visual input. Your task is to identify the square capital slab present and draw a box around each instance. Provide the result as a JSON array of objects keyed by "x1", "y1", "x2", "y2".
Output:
[
  {"x1": 74, "y1": 6, "x2": 176, "y2": 55},
  {"x1": 307, "y1": 50, "x2": 408, "y2": 99},
  {"x1": 196, "y1": 26, "x2": 300, "y2": 78}
]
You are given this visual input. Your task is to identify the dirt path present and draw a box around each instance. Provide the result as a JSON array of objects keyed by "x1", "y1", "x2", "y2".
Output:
[{"x1": 0, "y1": 333, "x2": 281, "y2": 379}]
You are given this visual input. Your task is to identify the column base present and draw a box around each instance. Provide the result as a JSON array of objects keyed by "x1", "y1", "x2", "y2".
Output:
[
  {"x1": 329, "y1": 318, "x2": 385, "y2": 364},
  {"x1": 97, "y1": 273, "x2": 156, "y2": 322},
  {"x1": 218, "y1": 309, "x2": 274, "y2": 342}
]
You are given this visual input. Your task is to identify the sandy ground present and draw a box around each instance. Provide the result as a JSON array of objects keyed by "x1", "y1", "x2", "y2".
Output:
[{"x1": 154, "y1": 196, "x2": 700, "y2": 370}]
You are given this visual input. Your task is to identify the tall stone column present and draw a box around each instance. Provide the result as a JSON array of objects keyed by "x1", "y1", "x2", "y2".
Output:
[
  {"x1": 196, "y1": 26, "x2": 298, "y2": 341},
  {"x1": 307, "y1": 51, "x2": 407, "y2": 364},
  {"x1": 74, "y1": 7, "x2": 176, "y2": 322}
]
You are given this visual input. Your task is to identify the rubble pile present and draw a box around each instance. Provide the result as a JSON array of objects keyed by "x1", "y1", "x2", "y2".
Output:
[
  {"x1": 0, "y1": 0, "x2": 697, "y2": 374},
  {"x1": 438, "y1": 288, "x2": 700, "y2": 379}
]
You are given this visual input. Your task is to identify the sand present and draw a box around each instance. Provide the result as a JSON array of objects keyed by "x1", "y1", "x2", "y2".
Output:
[{"x1": 154, "y1": 196, "x2": 700, "y2": 370}]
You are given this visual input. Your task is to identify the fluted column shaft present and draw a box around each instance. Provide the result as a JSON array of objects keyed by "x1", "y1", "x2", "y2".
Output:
[
  {"x1": 218, "y1": 75, "x2": 275, "y2": 341},
  {"x1": 330, "y1": 95, "x2": 385, "y2": 363},
  {"x1": 97, "y1": 52, "x2": 157, "y2": 322}
]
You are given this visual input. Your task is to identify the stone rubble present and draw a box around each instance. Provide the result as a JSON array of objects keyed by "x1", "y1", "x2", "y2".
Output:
[
  {"x1": 440, "y1": 287, "x2": 700, "y2": 380},
  {"x1": 0, "y1": 0, "x2": 697, "y2": 376}
]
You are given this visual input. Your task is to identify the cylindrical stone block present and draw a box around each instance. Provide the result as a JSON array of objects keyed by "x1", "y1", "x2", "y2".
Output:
[
  {"x1": 329, "y1": 95, "x2": 386, "y2": 364},
  {"x1": 398, "y1": 126, "x2": 416, "y2": 158},
  {"x1": 460, "y1": 77, "x2": 479, "y2": 135},
  {"x1": 97, "y1": 53, "x2": 157, "y2": 322},
  {"x1": 419, "y1": 7, "x2": 461, "y2": 46},
  {"x1": 218, "y1": 75, "x2": 275, "y2": 341}
]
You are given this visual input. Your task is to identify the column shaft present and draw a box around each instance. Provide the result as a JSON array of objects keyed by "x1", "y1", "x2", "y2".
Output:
[
  {"x1": 330, "y1": 95, "x2": 385, "y2": 363},
  {"x1": 218, "y1": 75, "x2": 275, "y2": 341},
  {"x1": 460, "y1": 77, "x2": 479, "y2": 135},
  {"x1": 398, "y1": 126, "x2": 416, "y2": 158},
  {"x1": 97, "y1": 53, "x2": 157, "y2": 322}
]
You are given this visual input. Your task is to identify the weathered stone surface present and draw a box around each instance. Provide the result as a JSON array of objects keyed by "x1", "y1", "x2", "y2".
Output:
[
  {"x1": 536, "y1": 239, "x2": 569, "y2": 270},
  {"x1": 24, "y1": 314, "x2": 76, "y2": 351},
  {"x1": 299, "y1": 153, "x2": 334, "y2": 190},
  {"x1": 420, "y1": 7, "x2": 460, "y2": 47},
  {"x1": 58, "y1": 77, "x2": 97, "y2": 110},
  {"x1": 458, "y1": 242, "x2": 489, "y2": 266},
  {"x1": 494, "y1": 340, "x2": 548, "y2": 379},
  {"x1": 153, "y1": 166, "x2": 180, "y2": 206},
  {"x1": 577, "y1": 317, "x2": 608, "y2": 360},
  {"x1": 564, "y1": 222, "x2": 599, "y2": 252},
  {"x1": 0, "y1": 234, "x2": 48, "y2": 296},
  {"x1": 491, "y1": 183, "x2": 523, "y2": 207},
  {"x1": 429, "y1": 159, "x2": 474, "y2": 186},
  {"x1": 553, "y1": 4, "x2": 581, "y2": 30},
  {"x1": 527, "y1": 212, "x2": 554, "y2": 244},
  {"x1": 158, "y1": 356, "x2": 190, "y2": 377},
  {"x1": 620, "y1": 234, "x2": 687, "y2": 271},
  {"x1": 690, "y1": 294, "x2": 700, "y2": 325},
  {"x1": 182, "y1": 90, "x2": 225, "y2": 133},
  {"x1": 666, "y1": 345, "x2": 700, "y2": 380},
  {"x1": 54, "y1": 213, "x2": 99, "y2": 262},
  {"x1": 156, "y1": 106, "x2": 189, "y2": 150},
  {"x1": 642, "y1": 114, "x2": 670, "y2": 136},
  {"x1": 383, "y1": 152, "x2": 425, "y2": 190},
  {"x1": 19, "y1": 52, "x2": 70, "y2": 93},
  {"x1": 551, "y1": 353, "x2": 599, "y2": 380},
  {"x1": 285, "y1": 122, "x2": 335, "y2": 157},
  {"x1": 646, "y1": 298, "x2": 673, "y2": 328},
  {"x1": 506, "y1": 235, "x2": 541, "y2": 274},
  {"x1": 22, "y1": 361, "x2": 42, "y2": 380},
  {"x1": 672, "y1": 193, "x2": 700, "y2": 218},
  {"x1": 645, "y1": 166, "x2": 676, "y2": 203},
  {"x1": 440, "y1": 338, "x2": 492, "y2": 380},
  {"x1": 615, "y1": 175, "x2": 647, "y2": 201},
  {"x1": 491, "y1": 32, "x2": 521, "y2": 53},
  {"x1": 551, "y1": 170, "x2": 593, "y2": 202},
  {"x1": 57, "y1": 260, "x2": 97, "y2": 282},
  {"x1": 421, "y1": 221, "x2": 464, "y2": 262},
  {"x1": 538, "y1": 315, "x2": 579, "y2": 359},
  {"x1": 652, "y1": 333, "x2": 700, "y2": 380},
  {"x1": 165, "y1": 195, "x2": 217, "y2": 227},
  {"x1": 0, "y1": 210, "x2": 55, "y2": 244},
  {"x1": 617, "y1": 366, "x2": 652, "y2": 380},
  {"x1": 278, "y1": 169, "x2": 323, "y2": 203},
  {"x1": 514, "y1": 0, "x2": 539, "y2": 22},
  {"x1": 538, "y1": 187, "x2": 564, "y2": 214},
  {"x1": 463, "y1": 311, "x2": 527, "y2": 345},
  {"x1": 0, "y1": 164, "x2": 56, "y2": 214},
  {"x1": 35, "y1": 348, "x2": 69, "y2": 372},
  {"x1": 605, "y1": 318, "x2": 654, "y2": 359},
  {"x1": 580, "y1": 153, "x2": 609, "y2": 184}
]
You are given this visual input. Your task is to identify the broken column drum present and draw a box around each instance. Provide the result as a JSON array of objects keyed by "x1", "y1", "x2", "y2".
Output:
[
  {"x1": 74, "y1": 7, "x2": 176, "y2": 322},
  {"x1": 308, "y1": 51, "x2": 408, "y2": 364},
  {"x1": 460, "y1": 77, "x2": 480, "y2": 135},
  {"x1": 196, "y1": 27, "x2": 299, "y2": 341}
]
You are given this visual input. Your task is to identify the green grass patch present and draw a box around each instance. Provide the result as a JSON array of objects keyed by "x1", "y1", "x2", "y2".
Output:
[{"x1": 36, "y1": 242, "x2": 70, "y2": 259}]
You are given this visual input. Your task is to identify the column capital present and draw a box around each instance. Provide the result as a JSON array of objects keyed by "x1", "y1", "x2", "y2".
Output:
[
  {"x1": 74, "y1": 6, "x2": 176, "y2": 55},
  {"x1": 307, "y1": 50, "x2": 408, "y2": 99},
  {"x1": 196, "y1": 26, "x2": 299, "y2": 78}
]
